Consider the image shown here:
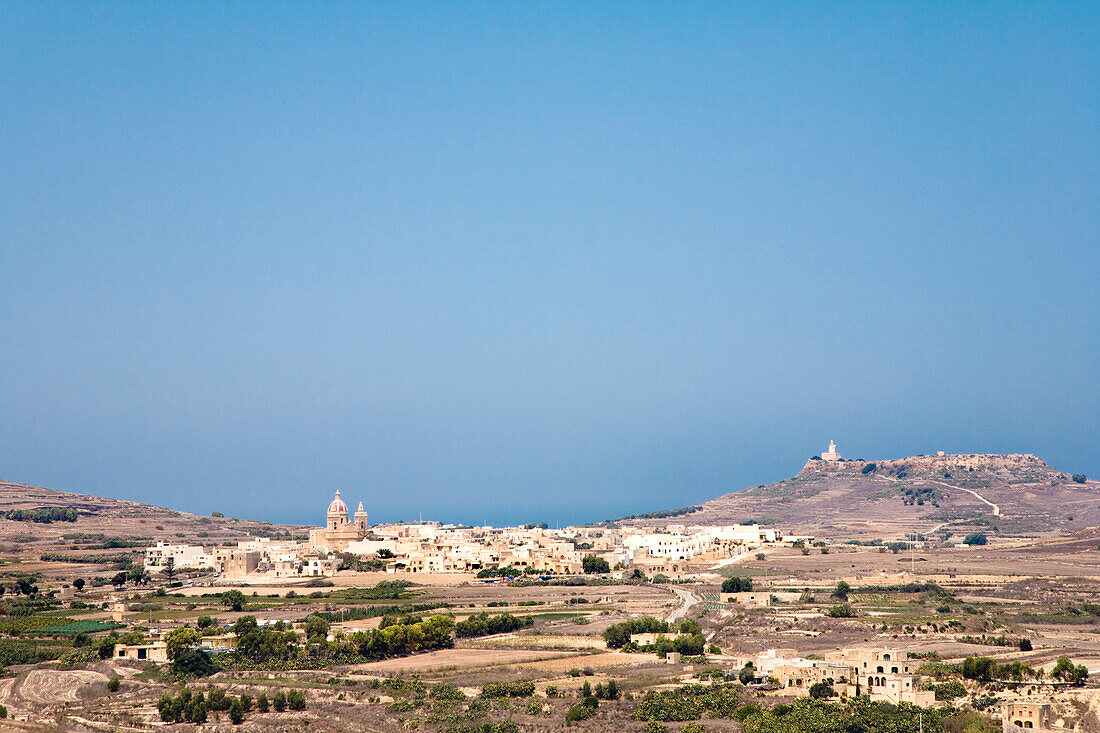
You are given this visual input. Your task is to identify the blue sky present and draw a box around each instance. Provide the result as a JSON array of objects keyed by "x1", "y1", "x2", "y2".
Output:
[{"x1": 1, "y1": 3, "x2": 1097, "y2": 527}]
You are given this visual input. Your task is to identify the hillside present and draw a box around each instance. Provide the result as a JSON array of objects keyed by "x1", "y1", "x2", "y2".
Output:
[
  {"x1": 645, "y1": 453, "x2": 1098, "y2": 540},
  {"x1": 0, "y1": 478, "x2": 309, "y2": 559}
]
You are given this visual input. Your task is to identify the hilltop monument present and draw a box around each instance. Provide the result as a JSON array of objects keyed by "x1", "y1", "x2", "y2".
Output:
[{"x1": 822, "y1": 440, "x2": 841, "y2": 462}]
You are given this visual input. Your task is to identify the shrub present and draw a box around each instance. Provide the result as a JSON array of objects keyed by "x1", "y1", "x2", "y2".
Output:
[
  {"x1": 1073, "y1": 474, "x2": 1087, "y2": 484},
  {"x1": 106, "y1": 676, "x2": 120, "y2": 692},
  {"x1": 825, "y1": 603, "x2": 855, "y2": 618},
  {"x1": 565, "y1": 696, "x2": 598, "y2": 722},
  {"x1": 935, "y1": 680, "x2": 966, "y2": 700},
  {"x1": 481, "y1": 680, "x2": 535, "y2": 698}
]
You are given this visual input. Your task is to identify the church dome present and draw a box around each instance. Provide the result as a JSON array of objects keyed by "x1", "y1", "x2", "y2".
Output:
[{"x1": 327, "y1": 490, "x2": 348, "y2": 515}]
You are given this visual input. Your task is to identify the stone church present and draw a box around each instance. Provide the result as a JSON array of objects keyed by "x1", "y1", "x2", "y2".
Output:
[{"x1": 309, "y1": 490, "x2": 370, "y2": 551}]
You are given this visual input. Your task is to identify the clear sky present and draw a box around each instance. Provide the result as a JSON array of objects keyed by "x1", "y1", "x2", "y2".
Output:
[{"x1": 1, "y1": 3, "x2": 1097, "y2": 528}]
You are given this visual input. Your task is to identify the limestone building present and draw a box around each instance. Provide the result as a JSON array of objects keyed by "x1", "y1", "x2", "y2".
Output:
[
  {"x1": 822, "y1": 440, "x2": 841, "y2": 462},
  {"x1": 309, "y1": 490, "x2": 370, "y2": 551}
]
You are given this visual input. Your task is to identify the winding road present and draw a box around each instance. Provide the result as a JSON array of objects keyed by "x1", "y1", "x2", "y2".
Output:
[
  {"x1": 879, "y1": 475, "x2": 1001, "y2": 533},
  {"x1": 667, "y1": 587, "x2": 697, "y2": 623}
]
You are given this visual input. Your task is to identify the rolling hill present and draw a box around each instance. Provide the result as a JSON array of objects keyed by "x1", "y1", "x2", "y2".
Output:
[
  {"x1": 0, "y1": 478, "x2": 309, "y2": 558},
  {"x1": 638, "y1": 453, "x2": 1098, "y2": 540}
]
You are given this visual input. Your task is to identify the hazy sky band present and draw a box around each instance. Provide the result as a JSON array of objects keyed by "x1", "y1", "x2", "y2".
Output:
[{"x1": 1, "y1": 3, "x2": 1096, "y2": 526}]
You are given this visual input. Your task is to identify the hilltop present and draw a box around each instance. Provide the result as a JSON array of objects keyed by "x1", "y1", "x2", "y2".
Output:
[{"x1": 638, "y1": 452, "x2": 1098, "y2": 540}]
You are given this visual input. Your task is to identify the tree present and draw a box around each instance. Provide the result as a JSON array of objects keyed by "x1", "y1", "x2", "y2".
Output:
[
  {"x1": 1018, "y1": 638, "x2": 1033, "y2": 652},
  {"x1": 963, "y1": 533, "x2": 987, "y2": 546},
  {"x1": 1073, "y1": 474, "x2": 1087, "y2": 484},
  {"x1": 722, "y1": 576, "x2": 752, "y2": 593},
  {"x1": 833, "y1": 581, "x2": 850, "y2": 600},
  {"x1": 111, "y1": 572, "x2": 128, "y2": 589},
  {"x1": 165, "y1": 626, "x2": 201, "y2": 661},
  {"x1": 272, "y1": 691, "x2": 287, "y2": 712},
  {"x1": 377, "y1": 548, "x2": 394, "y2": 558},
  {"x1": 163, "y1": 556, "x2": 176, "y2": 583},
  {"x1": 228, "y1": 698, "x2": 244, "y2": 724},
  {"x1": 212, "y1": 511, "x2": 224, "y2": 517},
  {"x1": 808, "y1": 681, "x2": 835, "y2": 699},
  {"x1": 304, "y1": 614, "x2": 331, "y2": 641},
  {"x1": 739, "y1": 664, "x2": 756, "y2": 684},
  {"x1": 127, "y1": 565, "x2": 149, "y2": 586},
  {"x1": 256, "y1": 692, "x2": 270, "y2": 713},
  {"x1": 220, "y1": 589, "x2": 246, "y2": 611},
  {"x1": 582, "y1": 555, "x2": 610, "y2": 574},
  {"x1": 73, "y1": 578, "x2": 85, "y2": 591},
  {"x1": 107, "y1": 676, "x2": 121, "y2": 692},
  {"x1": 825, "y1": 603, "x2": 855, "y2": 618}
]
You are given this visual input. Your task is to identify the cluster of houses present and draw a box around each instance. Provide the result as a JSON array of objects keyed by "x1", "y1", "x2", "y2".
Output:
[
  {"x1": 143, "y1": 491, "x2": 791, "y2": 581},
  {"x1": 730, "y1": 646, "x2": 934, "y2": 705}
]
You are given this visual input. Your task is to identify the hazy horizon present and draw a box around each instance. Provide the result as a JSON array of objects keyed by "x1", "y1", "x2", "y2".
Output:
[{"x1": 2, "y1": 4, "x2": 1097, "y2": 528}]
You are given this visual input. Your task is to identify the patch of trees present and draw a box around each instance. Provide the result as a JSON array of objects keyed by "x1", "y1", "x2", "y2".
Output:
[
  {"x1": 825, "y1": 603, "x2": 855, "y2": 618},
  {"x1": 455, "y1": 612, "x2": 533, "y2": 638},
  {"x1": 352, "y1": 614, "x2": 455, "y2": 661},
  {"x1": 158, "y1": 686, "x2": 305, "y2": 724},
  {"x1": 476, "y1": 565, "x2": 538, "y2": 578},
  {"x1": 1051, "y1": 656, "x2": 1089, "y2": 685},
  {"x1": 1073, "y1": 474, "x2": 1087, "y2": 483},
  {"x1": 336, "y1": 551, "x2": 388, "y2": 572},
  {"x1": 231, "y1": 617, "x2": 299, "y2": 661},
  {"x1": 39, "y1": 552, "x2": 132, "y2": 565},
  {"x1": 721, "y1": 576, "x2": 753, "y2": 593},
  {"x1": 961, "y1": 656, "x2": 1045, "y2": 682},
  {"x1": 315, "y1": 601, "x2": 450, "y2": 623},
  {"x1": 603, "y1": 617, "x2": 669, "y2": 648},
  {"x1": 616, "y1": 505, "x2": 703, "y2": 521},
  {"x1": 955, "y1": 634, "x2": 1029, "y2": 648},
  {"x1": 5, "y1": 507, "x2": 77, "y2": 523},
  {"x1": 900, "y1": 486, "x2": 939, "y2": 506},
  {"x1": 963, "y1": 533, "x2": 987, "y2": 546},
  {"x1": 735, "y1": 697, "x2": 989, "y2": 733}
]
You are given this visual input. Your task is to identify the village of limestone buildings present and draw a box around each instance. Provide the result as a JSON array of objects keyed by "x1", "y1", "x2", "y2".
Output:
[{"x1": 145, "y1": 490, "x2": 788, "y2": 582}]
